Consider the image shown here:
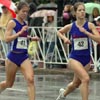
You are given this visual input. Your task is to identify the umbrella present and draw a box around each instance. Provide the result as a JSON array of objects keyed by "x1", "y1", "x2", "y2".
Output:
[
  {"x1": 0, "y1": 0, "x2": 16, "y2": 18},
  {"x1": 37, "y1": 3, "x2": 57, "y2": 11},
  {"x1": 30, "y1": 10, "x2": 48, "y2": 18},
  {"x1": 0, "y1": 4, "x2": 2, "y2": 13},
  {"x1": 85, "y1": 3, "x2": 100, "y2": 14},
  {"x1": 30, "y1": 10, "x2": 56, "y2": 18}
]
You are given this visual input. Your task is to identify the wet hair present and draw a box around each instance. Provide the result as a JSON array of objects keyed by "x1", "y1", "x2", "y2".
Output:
[
  {"x1": 73, "y1": 2, "x2": 85, "y2": 12},
  {"x1": 16, "y1": 1, "x2": 29, "y2": 11}
]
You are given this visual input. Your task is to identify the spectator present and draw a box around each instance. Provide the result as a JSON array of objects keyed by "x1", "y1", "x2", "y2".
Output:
[
  {"x1": 0, "y1": 6, "x2": 13, "y2": 28},
  {"x1": 62, "y1": 5, "x2": 72, "y2": 26},
  {"x1": 27, "y1": 2, "x2": 39, "y2": 68},
  {"x1": 27, "y1": 2, "x2": 37, "y2": 25},
  {"x1": 94, "y1": 16, "x2": 100, "y2": 60},
  {"x1": 0, "y1": 6, "x2": 13, "y2": 57},
  {"x1": 43, "y1": 11, "x2": 56, "y2": 67},
  {"x1": 89, "y1": 7, "x2": 100, "y2": 24}
]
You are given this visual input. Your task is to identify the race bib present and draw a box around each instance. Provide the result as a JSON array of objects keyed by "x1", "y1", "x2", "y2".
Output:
[
  {"x1": 16, "y1": 37, "x2": 27, "y2": 49},
  {"x1": 74, "y1": 38, "x2": 88, "y2": 50}
]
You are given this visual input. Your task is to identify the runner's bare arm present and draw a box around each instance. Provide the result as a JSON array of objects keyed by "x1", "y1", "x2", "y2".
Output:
[
  {"x1": 78, "y1": 22, "x2": 100, "y2": 43},
  {"x1": 57, "y1": 24, "x2": 72, "y2": 44},
  {"x1": 5, "y1": 20, "x2": 28, "y2": 43}
]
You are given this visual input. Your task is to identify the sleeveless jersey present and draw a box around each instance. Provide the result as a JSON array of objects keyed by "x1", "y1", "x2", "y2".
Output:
[
  {"x1": 69, "y1": 21, "x2": 92, "y2": 56},
  {"x1": 10, "y1": 19, "x2": 28, "y2": 53}
]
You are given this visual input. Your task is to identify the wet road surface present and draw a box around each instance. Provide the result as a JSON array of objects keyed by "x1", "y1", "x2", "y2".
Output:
[{"x1": 0, "y1": 71, "x2": 100, "y2": 100}]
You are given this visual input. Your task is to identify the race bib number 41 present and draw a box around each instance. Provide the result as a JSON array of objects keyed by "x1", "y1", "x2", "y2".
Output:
[
  {"x1": 74, "y1": 38, "x2": 88, "y2": 50},
  {"x1": 16, "y1": 37, "x2": 27, "y2": 49}
]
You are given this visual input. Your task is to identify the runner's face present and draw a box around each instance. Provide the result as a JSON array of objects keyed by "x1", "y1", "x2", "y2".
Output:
[
  {"x1": 18, "y1": 6, "x2": 29, "y2": 20},
  {"x1": 76, "y1": 5, "x2": 85, "y2": 19}
]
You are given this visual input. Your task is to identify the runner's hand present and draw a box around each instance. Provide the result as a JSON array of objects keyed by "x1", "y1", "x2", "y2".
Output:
[
  {"x1": 78, "y1": 26, "x2": 86, "y2": 33},
  {"x1": 64, "y1": 38, "x2": 71, "y2": 44},
  {"x1": 18, "y1": 25, "x2": 28, "y2": 35},
  {"x1": 31, "y1": 36, "x2": 40, "y2": 41}
]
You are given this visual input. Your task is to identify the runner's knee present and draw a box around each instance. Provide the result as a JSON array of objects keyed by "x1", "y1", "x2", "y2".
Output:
[
  {"x1": 26, "y1": 76, "x2": 34, "y2": 85},
  {"x1": 81, "y1": 75, "x2": 90, "y2": 84}
]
